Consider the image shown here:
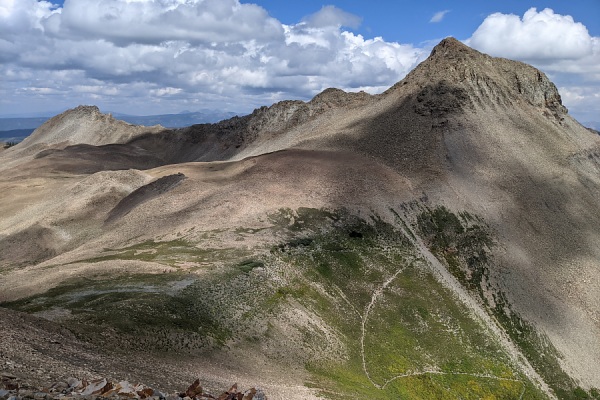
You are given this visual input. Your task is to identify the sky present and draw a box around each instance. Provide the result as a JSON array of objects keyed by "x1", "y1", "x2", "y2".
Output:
[{"x1": 1, "y1": 1, "x2": 599, "y2": 123}]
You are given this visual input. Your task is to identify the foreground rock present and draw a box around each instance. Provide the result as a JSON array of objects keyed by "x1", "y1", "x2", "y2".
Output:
[{"x1": 0, "y1": 376, "x2": 265, "y2": 400}]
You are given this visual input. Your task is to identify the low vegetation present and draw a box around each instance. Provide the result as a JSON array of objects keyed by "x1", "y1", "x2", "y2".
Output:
[
  {"x1": 2, "y1": 141, "x2": 18, "y2": 149},
  {"x1": 76, "y1": 239, "x2": 250, "y2": 269},
  {"x1": 416, "y1": 205, "x2": 599, "y2": 400},
  {"x1": 269, "y1": 209, "x2": 544, "y2": 399},
  {"x1": 4, "y1": 207, "x2": 596, "y2": 398}
]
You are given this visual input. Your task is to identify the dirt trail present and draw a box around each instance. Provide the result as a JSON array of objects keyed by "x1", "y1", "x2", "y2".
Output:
[
  {"x1": 386, "y1": 371, "x2": 527, "y2": 399},
  {"x1": 359, "y1": 256, "x2": 526, "y2": 398},
  {"x1": 393, "y1": 217, "x2": 556, "y2": 398}
]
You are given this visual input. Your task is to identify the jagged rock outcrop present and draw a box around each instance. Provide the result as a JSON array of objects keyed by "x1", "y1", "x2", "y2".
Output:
[
  {"x1": 390, "y1": 38, "x2": 567, "y2": 119},
  {"x1": 245, "y1": 88, "x2": 372, "y2": 136}
]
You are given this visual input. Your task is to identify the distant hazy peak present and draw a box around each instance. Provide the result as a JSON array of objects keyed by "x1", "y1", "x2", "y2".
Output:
[{"x1": 17, "y1": 105, "x2": 164, "y2": 150}]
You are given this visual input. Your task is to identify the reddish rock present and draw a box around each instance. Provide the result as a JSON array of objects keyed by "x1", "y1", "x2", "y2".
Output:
[{"x1": 184, "y1": 379, "x2": 202, "y2": 398}]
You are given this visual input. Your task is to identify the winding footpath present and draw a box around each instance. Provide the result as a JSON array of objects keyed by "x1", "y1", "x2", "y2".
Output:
[
  {"x1": 357, "y1": 217, "x2": 556, "y2": 399},
  {"x1": 360, "y1": 262, "x2": 409, "y2": 389}
]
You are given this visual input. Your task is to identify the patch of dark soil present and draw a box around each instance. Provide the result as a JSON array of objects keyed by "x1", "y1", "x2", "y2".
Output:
[
  {"x1": 32, "y1": 144, "x2": 166, "y2": 173},
  {"x1": 105, "y1": 173, "x2": 186, "y2": 223}
]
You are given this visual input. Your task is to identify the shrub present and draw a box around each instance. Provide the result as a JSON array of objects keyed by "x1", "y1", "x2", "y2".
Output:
[{"x1": 3, "y1": 141, "x2": 18, "y2": 149}]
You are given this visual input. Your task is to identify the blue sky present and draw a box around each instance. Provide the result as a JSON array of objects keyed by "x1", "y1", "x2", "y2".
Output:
[
  {"x1": 1, "y1": 1, "x2": 599, "y2": 123},
  {"x1": 251, "y1": 1, "x2": 600, "y2": 43}
]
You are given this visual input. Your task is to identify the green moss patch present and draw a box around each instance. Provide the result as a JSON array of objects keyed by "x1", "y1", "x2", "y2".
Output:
[
  {"x1": 74, "y1": 239, "x2": 248, "y2": 268},
  {"x1": 266, "y1": 209, "x2": 546, "y2": 399}
]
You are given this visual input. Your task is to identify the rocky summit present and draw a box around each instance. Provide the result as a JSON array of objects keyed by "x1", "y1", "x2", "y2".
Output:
[{"x1": 1, "y1": 38, "x2": 600, "y2": 400}]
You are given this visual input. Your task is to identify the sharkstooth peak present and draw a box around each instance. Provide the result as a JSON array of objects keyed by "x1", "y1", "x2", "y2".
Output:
[{"x1": 388, "y1": 37, "x2": 567, "y2": 118}]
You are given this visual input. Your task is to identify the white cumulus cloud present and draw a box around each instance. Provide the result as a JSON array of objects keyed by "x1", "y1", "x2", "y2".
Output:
[
  {"x1": 0, "y1": 0, "x2": 428, "y2": 115},
  {"x1": 468, "y1": 8, "x2": 594, "y2": 60},
  {"x1": 467, "y1": 7, "x2": 600, "y2": 122},
  {"x1": 302, "y1": 5, "x2": 362, "y2": 29},
  {"x1": 44, "y1": 0, "x2": 284, "y2": 46},
  {"x1": 0, "y1": 2, "x2": 597, "y2": 123}
]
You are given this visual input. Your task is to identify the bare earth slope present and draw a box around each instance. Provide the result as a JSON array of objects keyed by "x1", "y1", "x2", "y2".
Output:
[
  {"x1": 1, "y1": 38, "x2": 599, "y2": 399},
  {"x1": 20, "y1": 106, "x2": 165, "y2": 149}
]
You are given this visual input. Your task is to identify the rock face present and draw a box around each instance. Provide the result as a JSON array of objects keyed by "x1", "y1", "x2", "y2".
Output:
[
  {"x1": 244, "y1": 88, "x2": 372, "y2": 139},
  {"x1": 393, "y1": 37, "x2": 567, "y2": 117},
  {"x1": 1, "y1": 38, "x2": 600, "y2": 399}
]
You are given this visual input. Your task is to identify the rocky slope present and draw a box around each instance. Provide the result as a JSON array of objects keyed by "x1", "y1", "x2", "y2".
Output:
[
  {"x1": 21, "y1": 106, "x2": 164, "y2": 148},
  {"x1": 1, "y1": 38, "x2": 600, "y2": 400}
]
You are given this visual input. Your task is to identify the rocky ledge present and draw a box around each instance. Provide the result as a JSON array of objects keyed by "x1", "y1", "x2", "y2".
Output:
[{"x1": 0, "y1": 374, "x2": 265, "y2": 400}]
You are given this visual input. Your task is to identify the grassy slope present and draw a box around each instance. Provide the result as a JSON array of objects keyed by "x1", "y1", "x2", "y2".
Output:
[
  {"x1": 271, "y1": 210, "x2": 544, "y2": 399},
  {"x1": 415, "y1": 206, "x2": 600, "y2": 400},
  {"x1": 4, "y1": 207, "x2": 583, "y2": 399}
]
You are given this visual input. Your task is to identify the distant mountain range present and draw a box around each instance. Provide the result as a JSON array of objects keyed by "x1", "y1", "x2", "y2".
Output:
[
  {"x1": 109, "y1": 109, "x2": 240, "y2": 127},
  {"x1": 0, "y1": 129, "x2": 36, "y2": 142},
  {"x1": 0, "y1": 109, "x2": 240, "y2": 142}
]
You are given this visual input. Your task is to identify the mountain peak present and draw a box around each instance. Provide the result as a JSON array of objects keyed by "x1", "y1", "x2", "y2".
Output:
[
  {"x1": 427, "y1": 37, "x2": 487, "y2": 66},
  {"x1": 18, "y1": 105, "x2": 164, "y2": 149},
  {"x1": 388, "y1": 37, "x2": 567, "y2": 118},
  {"x1": 71, "y1": 104, "x2": 102, "y2": 115},
  {"x1": 427, "y1": 37, "x2": 489, "y2": 65},
  {"x1": 431, "y1": 37, "x2": 472, "y2": 54}
]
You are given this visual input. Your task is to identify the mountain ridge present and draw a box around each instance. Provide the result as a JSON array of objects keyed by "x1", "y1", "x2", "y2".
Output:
[{"x1": 11, "y1": 37, "x2": 574, "y2": 166}]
